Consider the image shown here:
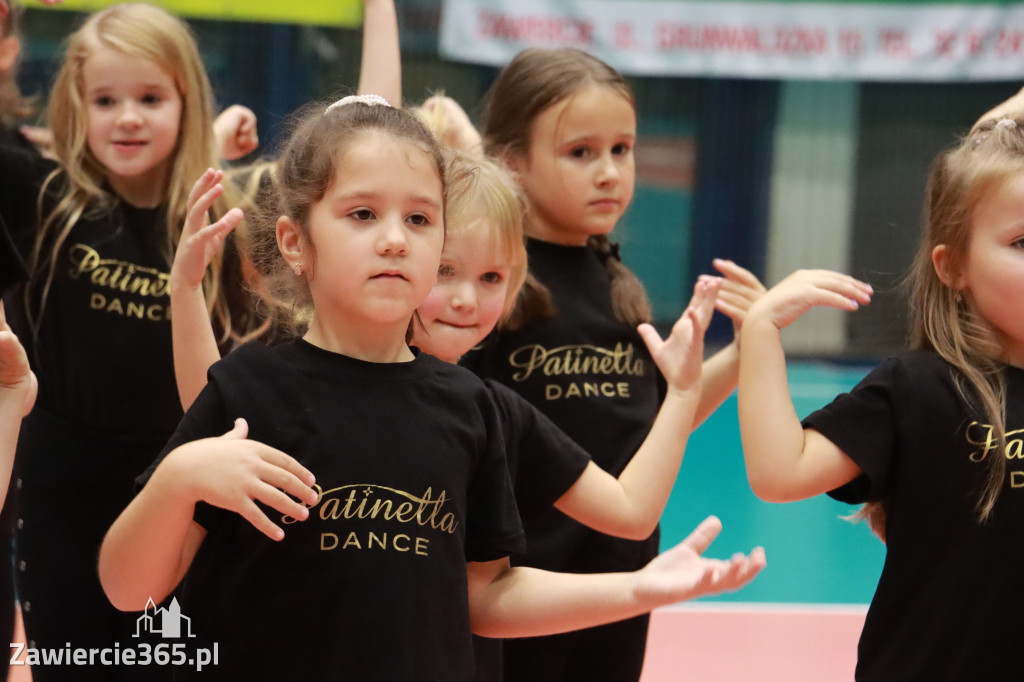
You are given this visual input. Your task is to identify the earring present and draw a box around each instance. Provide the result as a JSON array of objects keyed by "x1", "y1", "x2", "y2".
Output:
[{"x1": 293, "y1": 263, "x2": 303, "y2": 276}]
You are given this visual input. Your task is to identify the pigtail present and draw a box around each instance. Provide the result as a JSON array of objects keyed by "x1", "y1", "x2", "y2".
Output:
[{"x1": 588, "y1": 234, "x2": 651, "y2": 327}]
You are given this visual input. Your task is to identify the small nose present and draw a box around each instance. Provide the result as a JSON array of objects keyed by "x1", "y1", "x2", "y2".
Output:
[
  {"x1": 117, "y1": 102, "x2": 143, "y2": 129},
  {"x1": 377, "y1": 218, "x2": 409, "y2": 256},
  {"x1": 596, "y1": 152, "x2": 620, "y2": 186},
  {"x1": 451, "y1": 281, "x2": 477, "y2": 311}
]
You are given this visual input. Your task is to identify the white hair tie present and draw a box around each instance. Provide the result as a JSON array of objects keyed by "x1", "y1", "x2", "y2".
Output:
[{"x1": 325, "y1": 94, "x2": 392, "y2": 115}]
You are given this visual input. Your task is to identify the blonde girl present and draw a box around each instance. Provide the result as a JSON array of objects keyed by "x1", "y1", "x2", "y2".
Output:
[
  {"x1": 0, "y1": 5, "x2": 245, "y2": 677},
  {"x1": 98, "y1": 96, "x2": 764, "y2": 681},
  {"x1": 462, "y1": 47, "x2": 765, "y2": 682},
  {"x1": 737, "y1": 115, "x2": 1024, "y2": 680}
]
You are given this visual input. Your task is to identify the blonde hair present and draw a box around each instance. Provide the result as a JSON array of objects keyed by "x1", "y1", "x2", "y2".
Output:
[
  {"x1": 480, "y1": 47, "x2": 650, "y2": 329},
  {"x1": 27, "y1": 3, "x2": 240, "y2": 340},
  {"x1": 858, "y1": 115, "x2": 1024, "y2": 540},
  {"x1": 0, "y1": 2, "x2": 34, "y2": 125},
  {"x1": 246, "y1": 99, "x2": 465, "y2": 336},
  {"x1": 413, "y1": 101, "x2": 527, "y2": 320}
]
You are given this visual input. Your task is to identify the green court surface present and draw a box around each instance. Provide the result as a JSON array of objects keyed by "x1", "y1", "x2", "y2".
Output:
[{"x1": 658, "y1": 360, "x2": 886, "y2": 605}]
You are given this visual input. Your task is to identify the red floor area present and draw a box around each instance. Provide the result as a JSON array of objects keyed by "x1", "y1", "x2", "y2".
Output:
[{"x1": 639, "y1": 603, "x2": 866, "y2": 682}]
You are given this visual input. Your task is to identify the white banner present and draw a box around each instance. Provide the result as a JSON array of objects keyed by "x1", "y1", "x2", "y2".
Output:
[{"x1": 439, "y1": 0, "x2": 1024, "y2": 81}]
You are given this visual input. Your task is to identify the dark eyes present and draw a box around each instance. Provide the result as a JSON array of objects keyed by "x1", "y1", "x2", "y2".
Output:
[
  {"x1": 481, "y1": 272, "x2": 504, "y2": 284},
  {"x1": 438, "y1": 263, "x2": 456, "y2": 277}
]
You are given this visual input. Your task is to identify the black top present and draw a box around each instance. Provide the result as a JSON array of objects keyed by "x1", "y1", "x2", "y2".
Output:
[
  {"x1": 486, "y1": 379, "x2": 592, "y2": 520},
  {"x1": 0, "y1": 127, "x2": 32, "y2": 296},
  {"x1": 804, "y1": 350, "x2": 1024, "y2": 681},
  {"x1": 0, "y1": 144, "x2": 181, "y2": 439},
  {"x1": 142, "y1": 340, "x2": 525, "y2": 681},
  {"x1": 462, "y1": 238, "x2": 662, "y2": 574}
]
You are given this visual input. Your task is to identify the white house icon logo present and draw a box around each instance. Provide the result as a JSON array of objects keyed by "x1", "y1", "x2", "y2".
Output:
[{"x1": 133, "y1": 597, "x2": 195, "y2": 639}]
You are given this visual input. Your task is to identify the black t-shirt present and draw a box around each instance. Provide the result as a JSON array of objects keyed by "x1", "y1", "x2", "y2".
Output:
[
  {"x1": 462, "y1": 238, "x2": 661, "y2": 574},
  {"x1": 0, "y1": 127, "x2": 32, "y2": 296},
  {"x1": 486, "y1": 379, "x2": 592, "y2": 520},
  {"x1": 0, "y1": 144, "x2": 181, "y2": 440},
  {"x1": 804, "y1": 350, "x2": 1024, "y2": 681},
  {"x1": 142, "y1": 340, "x2": 525, "y2": 681}
]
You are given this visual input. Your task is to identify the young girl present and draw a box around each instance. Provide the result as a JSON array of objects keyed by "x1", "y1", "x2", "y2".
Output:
[
  {"x1": 737, "y1": 115, "x2": 1024, "y2": 680},
  {"x1": 462, "y1": 47, "x2": 765, "y2": 682},
  {"x1": 0, "y1": 4, "x2": 246, "y2": 677},
  {"x1": 98, "y1": 96, "x2": 765, "y2": 681}
]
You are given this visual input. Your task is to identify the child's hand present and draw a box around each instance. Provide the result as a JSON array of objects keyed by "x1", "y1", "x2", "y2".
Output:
[
  {"x1": 711, "y1": 258, "x2": 767, "y2": 337},
  {"x1": 638, "y1": 275, "x2": 721, "y2": 399},
  {"x1": 162, "y1": 418, "x2": 319, "y2": 541},
  {"x1": 170, "y1": 169, "x2": 244, "y2": 293},
  {"x1": 421, "y1": 95, "x2": 483, "y2": 156},
  {"x1": 632, "y1": 516, "x2": 766, "y2": 605},
  {"x1": 746, "y1": 269, "x2": 873, "y2": 332},
  {"x1": 0, "y1": 302, "x2": 36, "y2": 417},
  {"x1": 213, "y1": 105, "x2": 259, "y2": 161}
]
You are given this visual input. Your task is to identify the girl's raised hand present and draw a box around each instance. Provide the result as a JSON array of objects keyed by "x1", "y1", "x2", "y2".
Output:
[
  {"x1": 161, "y1": 418, "x2": 319, "y2": 541},
  {"x1": 632, "y1": 516, "x2": 766, "y2": 604},
  {"x1": 0, "y1": 302, "x2": 36, "y2": 417},
  {"x1": 637, "y1": 275, "x2": 721, "y2": 398},
  {"x1": 746, "y1": 269, "x2": 873, "y2": 332},
  {"x1": 213, "y1": 105, "x2": 259, "y2": 161},
  {"x1": 171, "y1": 169, "x2": 243, "y2": 293},
  {"x1": 711, "y1": 258, "x2": 767, "y2": 336}
]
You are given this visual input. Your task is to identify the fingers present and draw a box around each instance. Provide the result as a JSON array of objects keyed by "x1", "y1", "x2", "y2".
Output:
[
  {"x1": 0, "y1": 300, "x2": 7, "y2": 332},
  {"x1": 680, "y1": 515, "x2": 723, "y2": 557},
  {"x1": 237, "y1": 497, "x2": 287, "y2": 541},
  {"x1": 220, "y1": 417, "x2": 249, "y2": 440},
  {"x1": 713, "y1": 258, "x2": 765, "y2": 292},
  {"x1": 636, "y1": 323, "x2": 663, "y2": 357},
  {"x1": 688, "y1": 277, "x2": 721, "y2": 331},
  {"x1": 710, "y1": 546, "x2": 767, "y2": 590}
]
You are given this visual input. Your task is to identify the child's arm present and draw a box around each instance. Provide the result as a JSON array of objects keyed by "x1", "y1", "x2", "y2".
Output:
[
  {"x1": 0, "y1": 302, "x2": 35, "y2": 510},
  {"x1": 690, "y1": 258, "x2": 767, "y2": 427},
  {"x1": 553, "y1": 276, "x2": 719, "y2": 540},
  {"x1": 467, "y1": 516, "x2": 764, "y2": 637},
  {"x1": 169, "y1": 169, "x2": 244, "y2": 410},
  {"x1": 213, "y1": 105, "x2": 259, "y2": 161},
  {"x1": 738, "y1": 269, "x2": 872, "y2": 502},
  {"x1": 98, "y1": 418, "x2": 318, "y2": 611},
  {"x1": 357, "y1": 0, "x2": 401, "y2": 107}
]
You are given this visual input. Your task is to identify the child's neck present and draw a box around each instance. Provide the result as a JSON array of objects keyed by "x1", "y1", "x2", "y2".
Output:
[{"x1": 304, "y1": 318, "x2": 415, "y2": 363}]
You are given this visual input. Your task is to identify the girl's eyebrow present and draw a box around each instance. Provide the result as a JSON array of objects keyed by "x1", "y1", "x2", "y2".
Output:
[
  {"x1": 86, "y1": 83, "x2": 175, "y2": 96},
  {"x1": 332, "y1": 191, "x2": 441, "y2": 211}
]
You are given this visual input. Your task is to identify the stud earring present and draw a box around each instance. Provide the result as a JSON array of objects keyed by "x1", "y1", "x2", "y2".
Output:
[{"x1": 293, "y1": 264, "x2": 303, "y2": 276}]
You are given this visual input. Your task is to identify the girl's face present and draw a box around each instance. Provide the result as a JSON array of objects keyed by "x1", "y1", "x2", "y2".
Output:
[
  {"x1": 510, "y1": 84, "x2": 636, "y2": 246},
  {"x1": 83, "y1": 46, "x2": 182, "y2": 207},
  {"x1": 414, "y1": 222, "x2": 512, "y2": 363},
  {"x1": 299, "y1": 132, "x2": 445, "y2": 335},
  {"x1": 958, "y1": 173, "x2": 1024, "y2": 366}
]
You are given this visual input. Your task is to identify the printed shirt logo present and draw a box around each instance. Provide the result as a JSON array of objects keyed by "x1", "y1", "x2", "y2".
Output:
[
  {"x1": 67, "y1": 243, "x2": 171, "y2": 322},
  {"x1": 506, "y1": 342, "x2": 647, "y2": 401},
  {"x1": 283, "y1": 483, "x2": 459, "y2": 558},
  {"x1": 965, "y1": 422, "x2": 1024, "y2": 488}
]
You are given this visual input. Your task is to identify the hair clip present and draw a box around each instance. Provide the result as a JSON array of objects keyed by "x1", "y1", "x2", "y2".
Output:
[
  {"x1": 325, "y1": 94, "x2": 392, "y2": 115},
  {"x1": 996, "y1": 118, "x2": 1018, "y2": 130}
]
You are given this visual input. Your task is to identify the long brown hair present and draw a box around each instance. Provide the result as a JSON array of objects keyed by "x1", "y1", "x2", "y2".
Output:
[
  {"x1": 859, "y1": 116, "x2": 1024, "y2": 540},
  {"x1": 26, "y1": 4, "x2": 240, "y2": 340},
  {"x1": 480, "y1": 47, "x2": 650, "y2": 329}
]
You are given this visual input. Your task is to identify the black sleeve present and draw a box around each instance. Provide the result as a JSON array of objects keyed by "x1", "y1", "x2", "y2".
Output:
[
  {"x1": 464, "y1": 387, "x2": 526, "y2": 563},
  {"x1": 0, "y1": 213, "x2": 27, "y2": 297},
  {"x1": 490, "y1": 381, "x2": 592, "y2": 520},
  {"x1": 135, "y1": 377, "x2": 235, "y2": 530},
  {"x1": 803, "y1": 357, "x2": 902, "y2": 504},
  {"x1": 0, "y1": 144, "x2": 57, "y2": 257}
]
